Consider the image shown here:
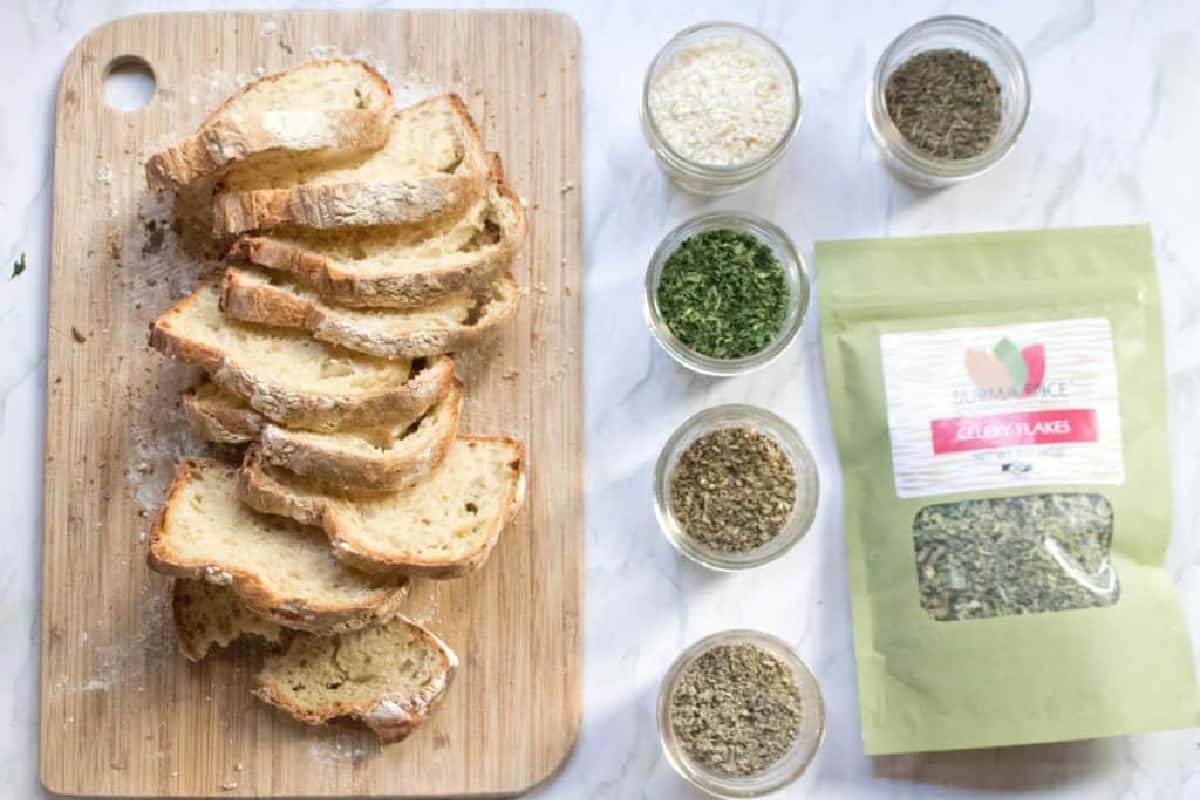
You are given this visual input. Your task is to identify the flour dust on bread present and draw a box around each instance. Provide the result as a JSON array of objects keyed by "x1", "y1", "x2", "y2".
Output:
[
  {"x1": 183, "y1": 379, "x2": 463, "y2": 492},
  {"x1": 212, "y1": 94, "x2": 488, "y2": 235},
  {"x1": 172, "y1": 578, "x2": 286, "y2": 662},
  {"x1": 239, "y1": 437, "x2": 526, "y2": 579},
  {"x1": 221, "y1": 265, "x2": 521, "y2": 359},
  {"x1": 253, "y1": 614, "x2": 457, "y2": 744},
  {"x1": 145, "y1": 59, "x2": 394, "y2": 191},
  {"x1": 149, "y1": 459, "x2": 408, "y2": 634},
  {"x1": 150, "y1": 284, "x2": 454, "y2": 431},
  {"x1": 229, "y1": 152, "x2": 525, "y2": 308}
]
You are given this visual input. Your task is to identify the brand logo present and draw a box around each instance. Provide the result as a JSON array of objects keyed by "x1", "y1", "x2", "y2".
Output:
[{"x1": 960, "y1": 337, "x2": 1054, "y2": 402}]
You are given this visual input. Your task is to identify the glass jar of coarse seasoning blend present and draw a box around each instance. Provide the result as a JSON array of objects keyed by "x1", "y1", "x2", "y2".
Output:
[
  {"x1": 654, "y1": 404, "x2": 818, "y2": 571},
  {"x1": 867, "y1": 15, "x2": 1030, "y2": 188},
  {"x1": 642, "y1": 22, "x2": 802, "y2": 195},
  {"x1": 645, "y1": 211, "x2": 809, "y2": 377},
  {"x1": 658, "y1": 630, "x2": 825, "y2": 797}
]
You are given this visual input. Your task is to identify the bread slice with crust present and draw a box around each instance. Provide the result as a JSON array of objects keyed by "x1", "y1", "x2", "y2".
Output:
[
  {"x1": 146, "y1": 60, "x2": 394, "y2": 191},
  {"x1": 253, "y1": 615, "x2": 457, "y2": 744},
  {"x1": 221, "y1": 266, "x2": 521, "y2": 359},
  {"x1": 228, "y1": 152, "x2": 525, "y2": 308},
  {"x1": 239, "y1": 437, "x2": 526, "y2": 579},
  {"x1": 213, "y1": 94, "x2": 487, "y2": 235},
  {"x1": 149, "y1": 459, "x2": 408, "y2": 634},
  {"x1": 182, "y1": 379, "x2": 462, "y2": 492},
  {"x1": 151, "y1": 284, "x2": 454, "y2": 431},
  {"x1": 181, "y1": 381, "x2": 265, "y2": 445},
  {"x1": 172, "y1": 579, "x2": 286, "y2": 661}
]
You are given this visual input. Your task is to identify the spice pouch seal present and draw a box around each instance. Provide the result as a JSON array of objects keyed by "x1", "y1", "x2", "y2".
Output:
[{"x1": 817, "y1": 225, "x2": 1198, "y2": 754}]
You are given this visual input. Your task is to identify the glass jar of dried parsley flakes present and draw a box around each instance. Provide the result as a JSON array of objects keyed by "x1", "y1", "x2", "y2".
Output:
[
  {"x1": 645, "y1": 212, "x2": 809, "y2": 376},
  {"x1": 867, "y1": 15, "x2": 1029, "y2": 188},
  {"x1": 658, "y1": 630, "x2": 824, "y2": 797},
  {"x1": 654, "y1": 404, "x2": 818, "y2": 571}
]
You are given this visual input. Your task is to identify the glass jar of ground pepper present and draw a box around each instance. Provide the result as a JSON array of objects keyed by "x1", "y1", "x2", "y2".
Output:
[
  {"x1": 645, "y1": 212, "x2": 809, "y2": 376},
  {"x1": 654, "y1": 404, "x2": 818, "y2": 571},
  {"x1": 866, "y1": 15, "x2": 1030, "y2": 188}
]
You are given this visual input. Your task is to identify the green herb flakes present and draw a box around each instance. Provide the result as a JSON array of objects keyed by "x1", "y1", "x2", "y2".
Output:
[
  {"x1": 657, "y1": 229, "x2": 787, "y2": 359},
  {"x1": 914, "y1": 493, "x2": 1118, "y2": 621},
  {"x1": 670, "y1": 643, "x2": 803, "y2": 777},
  {"x1": 11, "y1": 251, "x2": 26, "y2": 279},
  {"x1": 670, "y1": 426, "x2": 796, "y2": 553}
]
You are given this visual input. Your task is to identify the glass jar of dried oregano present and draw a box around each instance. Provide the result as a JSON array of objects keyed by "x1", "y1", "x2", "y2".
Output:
[
  {"x1": 658, "y1": 629, "x2": 824, "y2": 797},
  {"x1": 654, "y1": 404, "x2": 818, "y2": 570},
  {"x1": 866, "y1": 15, "x2": 1030, "y2": 188}
]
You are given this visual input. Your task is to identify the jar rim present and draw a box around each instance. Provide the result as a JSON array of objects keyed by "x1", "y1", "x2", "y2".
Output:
[
  {"x1": 642, "y1": 20, "x2": 803, "y2": 179},
  {"x1": 869, "y1": 14, "x2": 1031, "y2": 180}
]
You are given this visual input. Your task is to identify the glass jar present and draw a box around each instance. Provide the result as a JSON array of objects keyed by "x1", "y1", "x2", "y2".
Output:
[
  {"x1": 658, "y1": 629, "x2": 825, "y2": 798},
  {"x1": 644, "y1": 211, "x2": 809, "y2": 377},
  {"x1": 654, "y1": 404, "x2": 818, "y2": 571},
  {"x1": 642, "y1": 22, "x2": 802, "y2": 195},
  {"x1": 867, "y1": 15, "x2": 1030, "y2": 188}
]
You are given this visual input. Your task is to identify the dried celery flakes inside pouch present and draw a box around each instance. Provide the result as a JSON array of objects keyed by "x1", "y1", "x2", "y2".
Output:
[{"x1": 817, "y1": 225, "x2": 1198, "y2": 755}]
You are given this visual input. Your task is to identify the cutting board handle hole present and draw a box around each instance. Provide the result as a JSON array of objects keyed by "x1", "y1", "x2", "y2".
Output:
[{"x1": 102, "y1": 56, "x2": 156, "y2": 112}]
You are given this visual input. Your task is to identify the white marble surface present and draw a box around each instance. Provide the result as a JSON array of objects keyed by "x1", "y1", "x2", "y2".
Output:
[{"x1": 3, "y1": 0, "x2": 1200, "y2": 797}]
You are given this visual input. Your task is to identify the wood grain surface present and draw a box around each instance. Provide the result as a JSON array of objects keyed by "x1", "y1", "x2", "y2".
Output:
[{"x1": 40, "y1": 11, "x2": 582, "y2": 797}]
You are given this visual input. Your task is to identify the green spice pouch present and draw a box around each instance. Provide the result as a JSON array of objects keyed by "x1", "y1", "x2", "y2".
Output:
[{"x1": 817, "y1": 225, "x2": 1198, "y2": 754}]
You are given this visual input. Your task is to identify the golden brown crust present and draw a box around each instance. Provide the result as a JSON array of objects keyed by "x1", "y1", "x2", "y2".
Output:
[
  {"x1": 250, "y1": 617, "x2": 458, "y2": 743},
  {"x1": 149, "y1": 287, "x2": 457, "y2": 431},
  {"x1": 148, "y1": 459, "x2": 409, "y2": 634},
  {"x1": 238, "y1": 436, "x2": 526, "y2": 580},
  {"x1": 228, "y1": 152, "x2": 526, "y2": 309},
  {"x1": 220, "y1": 268, "x2": 521, "y2": 359},
  {"x1": 145, "y1": 60, "x2": 393, "y2": 191},
  {"x1": 259, "y1": 380, "x2": 463, "y2": 492}
]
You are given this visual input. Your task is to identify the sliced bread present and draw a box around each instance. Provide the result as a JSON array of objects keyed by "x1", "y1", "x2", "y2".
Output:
[
  {"x1": 181, "y1": 381, "x2": 264, "y2": 445},
  {"x1": 146, "y1": 60, "x2": 394, "y2": 191},
  {"x1": 212, "y1": 94, "x2": 487, "y2": 235},
  {"x1": 221, "y1": 266, "x2": 521, "y2": 359},
  {"x1": 183, "y1": 379, "x2": 462, "y2": 492},
  {"x1": 253, "y1": 615, "x2": 457, "y2": 743},
  {"x1": 149, "y1": 459, "x2": 408, "y2": 633},
  {"x1": 172, "y1": 578, "x2": 285, "y2": 662},
  {"x1": 228, "y1": 152, "x2": 525, "y2": 308},
  {"x1": 151, "y1": 284, "x2": 454, "y2": 431},
  {"x1": 239, "y1": 437, "x2": 526, "y2": 579}
]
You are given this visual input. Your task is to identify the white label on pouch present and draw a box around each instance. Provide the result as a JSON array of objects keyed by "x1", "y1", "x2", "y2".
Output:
[{"x1": 880, "y1": 317, "x2": 1124, "y2": 499}]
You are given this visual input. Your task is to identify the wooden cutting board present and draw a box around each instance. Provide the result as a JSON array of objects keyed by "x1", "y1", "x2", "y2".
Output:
[{"x1": 40, "y1": 11, "x2": 581, "y2": 797}]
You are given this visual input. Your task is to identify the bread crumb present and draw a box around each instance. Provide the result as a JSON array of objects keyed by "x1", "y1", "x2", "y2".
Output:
[
  {"x1": 560, "y1": 181, "x2": 575, "y2": 193},
  {"x1": 221, "y1": 781, "x2": 238, "y2": 791},
  {"x1": 234, "y1": 762, "x2": 244, "y2": 772},
  {"x1": 501, "y1": 369, "x2": 520, "y2": 381},
  {"x1": 71, "y1": 326, "x2": 88, "y2": 343}
]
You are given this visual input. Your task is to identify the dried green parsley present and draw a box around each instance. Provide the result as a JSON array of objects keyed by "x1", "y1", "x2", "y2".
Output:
[
  {"x1": 670, "y1": 427, "x2": 796, "y2": 553},
  {"x1": 670, "y1": 643, "x2": 803, "y2": 777},
  {"x1": 656, "y1": 229, "x2": 787, "y2": 359}
]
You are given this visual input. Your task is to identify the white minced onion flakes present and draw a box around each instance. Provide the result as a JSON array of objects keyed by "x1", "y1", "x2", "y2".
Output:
[{"x1": 648, "y1": 36, "x2": 793, "y2": 167}]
